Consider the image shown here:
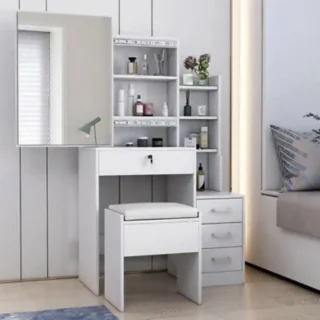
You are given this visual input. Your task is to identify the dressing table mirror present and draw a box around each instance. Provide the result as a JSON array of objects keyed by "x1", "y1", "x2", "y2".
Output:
[{"x1": 17, "y1": 12, "x2": 113, "y2": 146}]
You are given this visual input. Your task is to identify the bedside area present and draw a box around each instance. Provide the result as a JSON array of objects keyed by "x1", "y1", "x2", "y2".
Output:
[{"x1": 197, "y1": 191, "x2": 245, "y2": 287}]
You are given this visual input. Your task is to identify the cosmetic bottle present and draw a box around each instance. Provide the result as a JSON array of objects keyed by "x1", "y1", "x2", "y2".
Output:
[
  {"x1": 197, "y1": 163, "x2": 205, "y2": 191},
  {"x1": 127, "y1": 57, "x2": 137, "y2": 74},
  {"x1": 118, "y1": 89, "x2": 125, "y2": 116},
  {"x1": 134, "y1": 95, "x2": 144, "y2": 116},
  {"x1": 128, "y1": 84, "x2": 135, "y2": 116},
  {"x1": 200, "y1": 126, "x2": 208, "y2": 149},
  {"x1": 162, "y1": 102, "x2": 169, "y2": 117},
  {"x1": 142, "y1": 54, "x2": 148, "y2": 75}
]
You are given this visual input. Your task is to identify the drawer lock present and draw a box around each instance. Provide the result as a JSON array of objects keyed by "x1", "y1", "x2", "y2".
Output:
[{"x1": 147, "y1": 154, "x2": 153, "y2": 164}]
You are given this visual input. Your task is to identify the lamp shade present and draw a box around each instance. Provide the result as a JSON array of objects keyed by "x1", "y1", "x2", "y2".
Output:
[{"x1": 79, "y1": 117, "x2": 101, "y2": 136}]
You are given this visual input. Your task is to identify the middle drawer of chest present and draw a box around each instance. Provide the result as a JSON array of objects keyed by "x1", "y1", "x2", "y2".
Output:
[{"x1": 202, "y1": 223, "x2": 243, "y2": 249}]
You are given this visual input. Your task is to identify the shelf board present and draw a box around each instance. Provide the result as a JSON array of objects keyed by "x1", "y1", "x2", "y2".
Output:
[
  {"x1": 180, "y1": 116, "x2": 218, "y2": 120},
  {"x1": 113, "y1": 116, "x2": 177, "y2": 127},
  {"x1": 114, "y1": 75, "x2": 177, "y2": 82},
  {"x1": 197, "y1": 191, "x2": 243, "y2": 200},
  {"x1": 196, "y1": 149, "x2": 218, "y2": 154},
  {"x1": 179, "y1": 85, "x2": 218, "y2": 91}
]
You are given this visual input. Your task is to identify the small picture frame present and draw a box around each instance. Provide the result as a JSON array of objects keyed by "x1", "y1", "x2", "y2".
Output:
[{"x1": 198, "y1": 105, "x2": 207, "y2": 116}]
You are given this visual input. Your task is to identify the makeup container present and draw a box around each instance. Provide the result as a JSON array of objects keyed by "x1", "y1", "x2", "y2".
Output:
[
  {"x1": 137, "y1": 137, "x2": 148, "y2": 147},
  {"x1": 126, "y1": 142, "x2": 134, "y2": 147},
  {"x1": 143, "y1": 103, "x2": 153, "y2": 116},
  {"x1": 189, "y1": 133, "x2": 200, "y2": 149},
  {"x1": 152, "y1": 138, "x2": 163, "y2": 147}
]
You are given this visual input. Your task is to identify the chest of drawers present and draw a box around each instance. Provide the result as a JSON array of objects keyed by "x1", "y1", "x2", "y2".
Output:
[{"x1": 197, "y1": 192, "x2": 245, "y2": 287}]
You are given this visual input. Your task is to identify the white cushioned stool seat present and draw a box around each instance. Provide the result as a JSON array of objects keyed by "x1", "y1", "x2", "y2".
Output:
[{"x1": 109, "y1": 202, "x2": 198, "y2": 221}]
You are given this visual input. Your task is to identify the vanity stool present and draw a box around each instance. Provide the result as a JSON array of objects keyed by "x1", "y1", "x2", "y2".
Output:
[{"x1": 104, "y1": 202, "x2": 202, "y2": 312}]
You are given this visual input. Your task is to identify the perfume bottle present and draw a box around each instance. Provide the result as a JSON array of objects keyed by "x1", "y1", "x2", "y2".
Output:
[{"x1": 142, "y1": 54, "x2": 148, "y2": 75}]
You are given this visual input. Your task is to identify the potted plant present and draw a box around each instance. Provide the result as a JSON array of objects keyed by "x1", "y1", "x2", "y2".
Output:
[
  {"x1": 304, "y1": 113, "x2": 320, "y2": 144},
  {"x1": 183, "y1": 54, "x2": 211, "y2": 86}
]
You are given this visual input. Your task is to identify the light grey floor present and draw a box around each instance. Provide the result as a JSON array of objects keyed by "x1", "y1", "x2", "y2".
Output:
[{"x1": 0, "y1": 266, "x2": 319, "y2": 319}]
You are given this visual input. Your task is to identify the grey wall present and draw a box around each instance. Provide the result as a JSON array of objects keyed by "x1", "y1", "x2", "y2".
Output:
[{"x1": 0, "y1": 0, "x2": 231, "y2": 281}]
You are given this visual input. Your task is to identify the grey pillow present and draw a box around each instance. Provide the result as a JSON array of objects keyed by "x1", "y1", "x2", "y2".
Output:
[{"x1": 270, "y1": 125, "x2": 320, "y2": 191}]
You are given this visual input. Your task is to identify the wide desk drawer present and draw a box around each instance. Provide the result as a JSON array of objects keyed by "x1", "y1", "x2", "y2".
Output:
[
  {"x1": 202, "y1": 223, "x2": 243, "y2": 249},
  {"x1": 198, "y1": 199, "x2": 243, "y2": 224},
  {"x1": 202, "y1": 247, "x2": 243, "y2": 273},
  {"x1": 99, "y1": 149, "x2": 195, "y2": 176}
]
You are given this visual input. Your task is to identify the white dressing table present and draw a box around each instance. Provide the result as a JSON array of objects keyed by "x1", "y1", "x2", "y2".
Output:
[{"x1": 78, "y1": 147, "x2": 197, "y2": 295}]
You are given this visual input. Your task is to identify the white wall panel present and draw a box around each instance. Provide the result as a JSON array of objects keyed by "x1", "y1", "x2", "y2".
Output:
[
  {"x1": 21, "y1": 148, "x2": 47, "y2": 279},
  {"x1": 48, "y1": 148, "x2": 78, "y2": 277},
  {"x1": 0, "y1": 2, "x2": 20, "y2": 281},
  {"x1": 153, "y1": 0, "x2": 231, "y2": 190},
  {"x1": 120, "y1": 0, "x2": 151, "y2": 36},
  {"x1": 47, "y1": 0, "x2": 119, "y2": 35},
  {"x1": 0, "y1": 0, "x2": 19, "y2": 9},
  {"x1": 19, "y1": 0, "x2": 48, "y2": 280},
  {"x1": 20, "y1": 0, "x2": 46, "y2": 11}
]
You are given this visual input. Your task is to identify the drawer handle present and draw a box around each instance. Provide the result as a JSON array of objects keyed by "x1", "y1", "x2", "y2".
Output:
[
  {"x1": 211, "y1": 232, "x2": 232, "y2": 239},
  {"x1": 211, "y1": 256, "x2": 231, "y2": 263},
  {"x1": 147, "y1": 155, "x2": 153, "y2": 164},
  {"x1": 211, "y1": 207, "x2": 231, "y2": 213}
]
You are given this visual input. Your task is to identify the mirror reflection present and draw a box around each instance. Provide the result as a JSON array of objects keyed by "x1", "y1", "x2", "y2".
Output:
[{"x1": 17, "y1": 12, "x2": 113, "y2": 145}]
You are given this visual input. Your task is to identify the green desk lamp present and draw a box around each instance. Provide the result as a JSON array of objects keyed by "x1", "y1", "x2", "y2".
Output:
[{"x1": 79, "y1": 117, "x2": 101, "y2": 145}]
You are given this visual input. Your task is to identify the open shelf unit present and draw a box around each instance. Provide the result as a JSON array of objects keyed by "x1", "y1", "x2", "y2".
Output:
[
  {"x1": 112, "y1": 36, "x2": 222, "y2": 193},
  {"x1": 114, "y1": 75, "x2": 177, "y2": 82},
  {"x1": 179, "y1": 85, "x2": 218, "y2": 91}
]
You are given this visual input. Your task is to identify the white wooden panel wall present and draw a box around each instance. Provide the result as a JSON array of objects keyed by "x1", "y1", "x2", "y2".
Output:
[
  {"x1": 47, "y1": 0, "x2": 119, "y2": 35},
  {"x1": 153, "y1": 0, "x2": 231, "y2": 191},
  {"x1": 20, "y1": 0, "x2": 46, "y2": 11},
  {"x1": 48, "y1": 149, "x2": 78, "y2": 277},
  {"x1": 21, "y1": 148, "x2": 47, "y2": 279},
  {"x1": 0, "y1": 0, "x2": 20, "y2": 281},
  {"x1": 19, "y1": 0, "x2": 48, "y2": 280},
  {"x1": 120, "y1": 0, "x2": 151, "y2": 36}
]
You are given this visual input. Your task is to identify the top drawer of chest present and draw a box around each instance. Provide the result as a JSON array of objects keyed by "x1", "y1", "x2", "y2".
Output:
[
  {"x1": 98, "y1": 148, "x2": 196, "y2": 176},
  {"x1": 197, "y1": 198, "x2": 243, "y2": 224}
]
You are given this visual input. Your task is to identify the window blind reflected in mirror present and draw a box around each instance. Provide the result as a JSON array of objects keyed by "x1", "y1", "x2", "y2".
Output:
[{"x1": 18, "y1": 31, "x2": 50, "y2": 145}]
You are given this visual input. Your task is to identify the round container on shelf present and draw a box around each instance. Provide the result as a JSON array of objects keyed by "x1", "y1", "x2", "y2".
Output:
[
  {"x1": 125, "y1": 142, "x2": 134, "y2": 147},
  {"x1": 143, "y1": 103, "x2": 154, "y2": 116},
  {"x1": 137, "y1": 137, "x2": 148, "y2": 147},
  {"x1": 152, "y1": 138, "x2": 163, "y2": 147}
]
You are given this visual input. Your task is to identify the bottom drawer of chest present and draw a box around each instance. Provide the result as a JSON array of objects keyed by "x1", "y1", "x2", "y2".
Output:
[{"x1": 202, "y1": 247, "x2": 243, "y2": 273}]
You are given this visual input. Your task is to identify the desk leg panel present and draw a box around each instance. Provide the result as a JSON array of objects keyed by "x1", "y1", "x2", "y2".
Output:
[{"x1": 105, "y1": 209, "x2": 124, "y2": 312}]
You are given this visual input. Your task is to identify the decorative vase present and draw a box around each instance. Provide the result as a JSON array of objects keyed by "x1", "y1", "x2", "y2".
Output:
[
  {"x1": 183, "y1": 90, "x2": 192, "y2": 116},
  {"x1": 182, "y1": 72, "x2": 194, "y2": 86},
  {"x1": 195, "y1": 76, "x2": 208, "y2": 86}
]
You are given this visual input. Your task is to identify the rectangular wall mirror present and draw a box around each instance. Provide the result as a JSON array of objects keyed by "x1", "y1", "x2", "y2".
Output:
[{"x1": 17, "y1": 12, "x2": 113, "y2": 146}]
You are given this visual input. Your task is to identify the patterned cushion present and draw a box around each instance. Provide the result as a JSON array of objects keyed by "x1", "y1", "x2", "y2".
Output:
[{"x1": 270, "y1": 125, "x2": 320, "y2": 191}]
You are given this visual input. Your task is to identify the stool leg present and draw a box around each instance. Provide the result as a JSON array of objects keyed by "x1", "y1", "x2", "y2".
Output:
[
  {"x1": 105, "y1": 209, "x2": 124, "y2": 312},
  {"x1": 176, "y1": 252, "x2": 202, "y2": 305}
]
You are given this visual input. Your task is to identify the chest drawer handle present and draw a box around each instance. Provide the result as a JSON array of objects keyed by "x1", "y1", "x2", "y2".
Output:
[
  {"x1": 211, "y1": 256, "x2": 231, "y2": 263},
  {"x1": 211, "y1": 232, "x2": 232, "y2": 239},
  {"x1": 211, "y1": 207, "x2": 231, "y2": 213}
]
